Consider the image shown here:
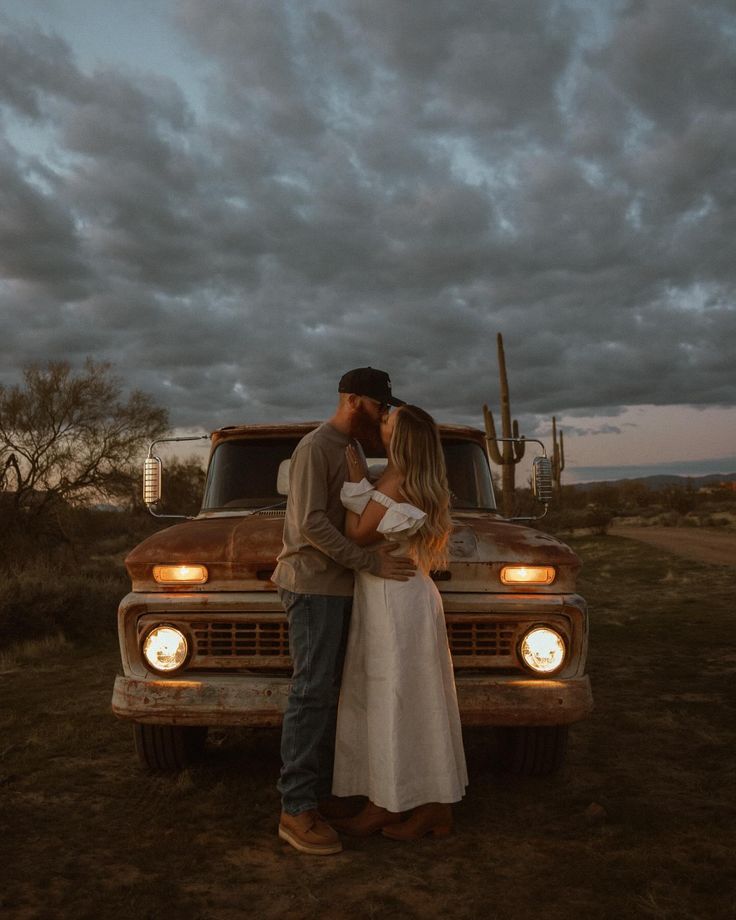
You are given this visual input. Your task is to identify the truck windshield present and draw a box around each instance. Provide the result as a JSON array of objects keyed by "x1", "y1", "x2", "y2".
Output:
[
  {"x1": 202, "y1": 438, "x2": 301, "y2": 510},
  {"x1": 201, "y1": 437, "x2": 496, "y2": 512},
  {"x1": 443, "y1": 439, "x2": 496, "y2": 511}
]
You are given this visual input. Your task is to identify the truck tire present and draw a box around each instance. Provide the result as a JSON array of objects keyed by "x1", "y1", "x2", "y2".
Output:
[
  {"x1": 134, "y1": 724, "x2": 208, "y2": 771},
  {"x1": 496, "y1": 725, "x2": 569, "y2": 776}
]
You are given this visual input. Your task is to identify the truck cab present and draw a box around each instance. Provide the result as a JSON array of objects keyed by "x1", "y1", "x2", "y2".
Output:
[{"x1": 112, "y1": 422, "x2": 592, "y2": 775}]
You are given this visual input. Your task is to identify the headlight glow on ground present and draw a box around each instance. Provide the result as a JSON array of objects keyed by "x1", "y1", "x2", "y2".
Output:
[
  {"x1": 142, "y1": 626, "x2": 189, "y2": 672},
  {"x1": 520, "y1": 627, "x2": 566, "y2": 674}
]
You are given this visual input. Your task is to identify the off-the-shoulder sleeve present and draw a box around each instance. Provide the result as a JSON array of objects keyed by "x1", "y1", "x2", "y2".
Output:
[
  {"x1": 340, "y1": 478, "x2": 374, "y2": 514},
  {"x1": 376, "y1": 501, "x2": 427, "y2": 536}
]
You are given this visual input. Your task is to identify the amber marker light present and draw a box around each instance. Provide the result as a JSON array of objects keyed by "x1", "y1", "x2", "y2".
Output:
[
  {"x1": 500, "y1": 565, "x2": 556, "y2": 585},
  {"x1": 153, "y1": 564, "x2": 208, "y2": 585}
]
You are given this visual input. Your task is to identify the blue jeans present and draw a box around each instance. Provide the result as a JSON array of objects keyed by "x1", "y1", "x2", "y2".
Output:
[{"x1": 277, "y1": 589, "x2": 352, "y2": 816}]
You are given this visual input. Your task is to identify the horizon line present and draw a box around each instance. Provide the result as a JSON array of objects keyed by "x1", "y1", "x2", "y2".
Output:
[{"x1": 567, "y1": 455, "x2": 736, "y2": 484}]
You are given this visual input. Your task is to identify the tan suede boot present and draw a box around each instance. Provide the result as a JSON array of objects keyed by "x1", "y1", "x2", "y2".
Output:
[
  {"x1": 330, "y1": 800, "x2": 403, "y2": 837},
  {"x1": 278, "y1": 809, "x2": 343, "y2": 855},
  {"x1": 317, "y1": 795, "x2": 365, "y2": 821},
  {"x1": 381, "y1": 803, "x2": 453, "y2": 840}
]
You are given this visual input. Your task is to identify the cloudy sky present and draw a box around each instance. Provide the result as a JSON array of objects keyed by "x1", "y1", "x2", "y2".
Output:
[{"x1": 0, "y1": 0, "x2": 734, "y2": 482}]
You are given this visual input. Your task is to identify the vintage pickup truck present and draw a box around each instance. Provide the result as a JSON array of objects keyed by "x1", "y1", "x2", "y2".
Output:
[{"x1": 112, "y1": 422, "x2": 592, "y2": 775}]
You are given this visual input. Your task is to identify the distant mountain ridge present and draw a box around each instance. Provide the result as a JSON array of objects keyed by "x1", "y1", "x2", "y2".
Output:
[{"x1": 571, "y1": 472, "x2": 736, "y2": 491}]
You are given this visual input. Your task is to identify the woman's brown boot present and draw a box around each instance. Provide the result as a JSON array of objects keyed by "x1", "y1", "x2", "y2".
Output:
[
  {"x1": 381, "y1": 803, "x2": 453, "y2": 840},
  {"x1": 330, "y1": 800, "x2": 402, "y2": 837}
]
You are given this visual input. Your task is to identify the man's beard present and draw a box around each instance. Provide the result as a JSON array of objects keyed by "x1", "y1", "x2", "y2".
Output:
[{"x1": 350, "y1": 403, "x2": 383, "y2": 451}]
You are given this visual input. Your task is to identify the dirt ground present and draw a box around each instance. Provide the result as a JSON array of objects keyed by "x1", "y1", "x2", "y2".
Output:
[
  {"x1": 2, "y1": 535, "x2": 735, "y2": 920},
  {"x1": 610, "y1": 524, "x2": 736, "y2": 566}
]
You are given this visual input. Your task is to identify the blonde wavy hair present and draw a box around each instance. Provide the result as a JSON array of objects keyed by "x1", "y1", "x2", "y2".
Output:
[{"x1": 389, "y1": 405, "x2": 452, "y2": 572}]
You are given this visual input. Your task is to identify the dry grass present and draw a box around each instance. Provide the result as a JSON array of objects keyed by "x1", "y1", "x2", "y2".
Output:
[
  {"x1": 0, "y1": 634, "x2": 70, "y2": 674},
  {"x1": 0, "y1": 535, "x2": 734, "y2": 920},
  {"x1": 0, "y1": 559, "x2": 127, "y2": 647}
]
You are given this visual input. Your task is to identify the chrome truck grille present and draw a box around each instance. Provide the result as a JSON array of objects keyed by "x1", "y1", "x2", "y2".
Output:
[{"x1": 178, "y1": 615, "x2": 517, "y2": 670}]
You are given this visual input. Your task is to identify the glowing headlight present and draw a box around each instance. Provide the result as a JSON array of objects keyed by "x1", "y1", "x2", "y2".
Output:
[
  {"x1": 519, "y1": 627, "x2": 566, "y2": 674},
  {"x1": 153, "y1": 564, "x2": 208, "y2": 585},
  {"x1": 142, "y1": 626, "x2": 189, "y2": 672},
  {"x1": 500, "y1": 565, "x2": 556, "y2": 586}
]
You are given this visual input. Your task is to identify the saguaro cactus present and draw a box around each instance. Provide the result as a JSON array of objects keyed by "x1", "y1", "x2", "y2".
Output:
[
  {"x1": 483, "y1": 333, "x2": 525, "y2": 516},
  {"x1": 552, "y1": 416, "x2": 565, "y2": 496}
]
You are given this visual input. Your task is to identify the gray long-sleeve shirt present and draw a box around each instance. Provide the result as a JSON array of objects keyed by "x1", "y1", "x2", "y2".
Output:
[{"x1": 272, "y1": 422, "x2": 380, "y2": 596}]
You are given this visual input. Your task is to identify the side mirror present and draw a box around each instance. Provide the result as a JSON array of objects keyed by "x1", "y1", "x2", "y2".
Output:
[
  {"x1": 483, "y1": 429, "x2": 552, "y2": 522},
  {"x1": 142, "y1": 434, "x2": 210, "y2": 519},
  {"x1": 532, "y1": 456, "x2": 553, "y2": 505},
  {"x1": 143, "y1": 456, "x2": 162, "y2": 506}
]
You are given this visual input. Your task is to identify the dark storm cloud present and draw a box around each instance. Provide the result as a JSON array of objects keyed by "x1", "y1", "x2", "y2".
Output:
[
  {"x1": 0, "y1": 1, "x2": 734, "y2": 431},
  {"x1": 0, "y1": 141, "x2": 91, "y2": 295},
  {"x1": 0, "y1": 25, "x2": 83, "y2": 117}
]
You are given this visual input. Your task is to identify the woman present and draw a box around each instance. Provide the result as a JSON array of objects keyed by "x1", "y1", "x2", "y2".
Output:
[{"x1": 331, "y1": 405, "x2": 468, "y2": 839}]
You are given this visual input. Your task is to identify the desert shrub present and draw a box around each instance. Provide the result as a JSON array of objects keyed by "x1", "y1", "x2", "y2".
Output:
[
  {"x1": 0, "y1": 502, "x2": 163, "y2": 571},
  {"x1": 585, "y1": 484, "x2": 620, "y2": 510},
  {"x1": 661, "y1": 486, "x2": 696, "y2": 514},
  {"x1": 0, "y1": 562, "x2": 126, "y2": 648},
  {"x1": 0, "y1": 504, "x2": 76, "y2": 568},
  {"x1": 619, "y1": 480, "x2": 656, "y2": 509},
  {"x1": 707, "y1": 515, "x2": 731, "y2": 528},
  {"x1": 583, "y1": 506, "x2": 615, "y2": 535},
  {"x1": 0, "y1": 499, "x2": 167, "y2": 649},
  {"x1": 533, "y1": 508, "x2": 575, "y2": 535},
  {"x1": 657, "y1": 510, "x2": 683, "y2": 527},
  {"x1": 536, "y1": 505, "x2": 615, "y2": 536}
]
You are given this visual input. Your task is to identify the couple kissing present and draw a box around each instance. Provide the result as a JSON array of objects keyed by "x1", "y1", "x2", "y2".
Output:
[{"x1": 272, "y1": 367, "x2": 467, "y2": 855}]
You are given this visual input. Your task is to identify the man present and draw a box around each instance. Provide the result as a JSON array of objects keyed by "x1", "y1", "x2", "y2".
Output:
[{"x1": 272, "y1": 367, "x2": 415, "y2": 855}]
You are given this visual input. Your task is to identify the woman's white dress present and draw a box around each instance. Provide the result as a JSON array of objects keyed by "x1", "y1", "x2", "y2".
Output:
[{"x1": 332, "y1": 479, "x2": 468, "y2": 812}]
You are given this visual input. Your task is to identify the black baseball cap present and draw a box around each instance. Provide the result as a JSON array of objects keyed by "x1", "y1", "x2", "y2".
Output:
[{"x1": 338, "y1": 367, "x2": 405, "y2": 407}]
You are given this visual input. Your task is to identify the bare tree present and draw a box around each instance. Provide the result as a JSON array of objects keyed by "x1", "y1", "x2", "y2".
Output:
[{"x1": 0, "y1": 360, "x2": 168, "y2": 514}]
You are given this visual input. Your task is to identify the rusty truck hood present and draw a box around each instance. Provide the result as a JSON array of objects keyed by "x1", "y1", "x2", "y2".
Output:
[
  {"x1": 126, "y1": 511, "x2": 579, "y2": 594},
  {"x1": 447, "y1": 513, "x2": 580, "y2": 592},
  {"x1": 450, "y1": 514, "x2": 576, "y2": 563},
  {"x1": 126, "y1": 513, "x2": 284, "y2": 592}
]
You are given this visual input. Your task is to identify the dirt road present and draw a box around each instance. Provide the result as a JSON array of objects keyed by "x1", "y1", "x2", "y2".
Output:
[{"x1": 610, "y1": 524, "x2": 736, "y2": 566}]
